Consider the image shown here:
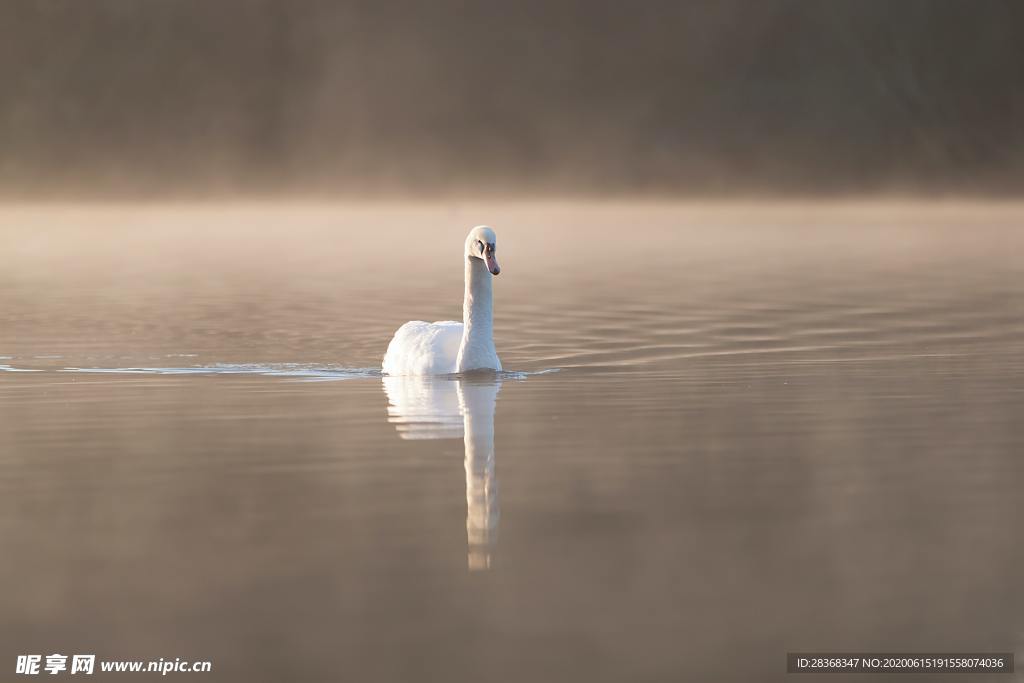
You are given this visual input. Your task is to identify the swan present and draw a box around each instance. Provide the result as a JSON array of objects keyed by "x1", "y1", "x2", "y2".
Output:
[{"x1": 382, "y1": 226, "x2": 502, "y2": 375}]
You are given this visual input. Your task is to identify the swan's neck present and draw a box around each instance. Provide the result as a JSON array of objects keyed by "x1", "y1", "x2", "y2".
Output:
[{"x1": 458, "y1": 257, "x2": 495, "y2": 370}]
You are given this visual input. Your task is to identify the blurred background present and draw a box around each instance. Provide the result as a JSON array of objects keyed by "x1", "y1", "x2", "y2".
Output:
[{"x1": 2, "y1": 0, "x2": 1024, "y2": 198}]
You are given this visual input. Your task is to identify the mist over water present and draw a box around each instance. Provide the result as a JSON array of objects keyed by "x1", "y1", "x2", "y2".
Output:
[
  {"x1": 3, "y1": 1, "x2": 1024, "y2": 197},
  {"x1": 1, "y1": 202, "x2": 1022, "y2": 681}
]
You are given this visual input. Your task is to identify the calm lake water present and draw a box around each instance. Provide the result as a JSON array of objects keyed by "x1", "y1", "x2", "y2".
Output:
[{"x1": 1, "y1": 202, "x2": 1022, "y2": 682}]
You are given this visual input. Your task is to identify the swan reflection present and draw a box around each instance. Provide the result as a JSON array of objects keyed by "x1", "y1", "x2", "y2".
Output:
[{"x1": 383, "y1": 375, "x2": 501, "y2": 570}]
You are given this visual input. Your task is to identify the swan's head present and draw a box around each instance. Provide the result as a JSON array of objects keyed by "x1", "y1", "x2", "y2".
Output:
[{"x1": 466, "y1": 226, "x2": 500, "y2": 276}]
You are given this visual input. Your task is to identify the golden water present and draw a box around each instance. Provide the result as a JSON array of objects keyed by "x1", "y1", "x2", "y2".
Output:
[{"x1": 1, "y1": 202, "x2": 1022, "y2": 681}]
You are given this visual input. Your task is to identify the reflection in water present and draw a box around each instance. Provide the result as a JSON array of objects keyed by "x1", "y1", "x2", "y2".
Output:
[
  {"x1": 3, "y1": 208, "x2": 1024, "y2": 681},
  {"x1": 383, "y1": 375, "x2": 501, "y2": 570}
]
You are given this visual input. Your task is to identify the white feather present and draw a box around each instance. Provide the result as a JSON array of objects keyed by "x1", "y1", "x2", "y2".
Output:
[
  {"x1": 383, "y1": 227, "x2": 502, "y2": 375},
  {"x1": 382, "y1": 320, "x2": 464, "y2": 376}
]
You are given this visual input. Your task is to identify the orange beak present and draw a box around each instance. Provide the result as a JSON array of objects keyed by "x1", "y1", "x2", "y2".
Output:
[{"x1": 484, "y1": 244, "x2": 500, "y2": 275}]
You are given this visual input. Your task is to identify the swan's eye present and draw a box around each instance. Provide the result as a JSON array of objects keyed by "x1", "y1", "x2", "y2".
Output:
[{"x1": 477, "y1": 240, "x2": 484, "y2": 253}]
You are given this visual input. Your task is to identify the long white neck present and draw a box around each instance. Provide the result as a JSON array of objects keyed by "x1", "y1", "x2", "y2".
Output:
[{"x1": 456, "y1": 256, "x2": 497, "y2": 372}]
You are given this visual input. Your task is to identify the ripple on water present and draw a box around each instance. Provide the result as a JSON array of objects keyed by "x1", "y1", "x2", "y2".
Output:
[
  {"x1": 0, "y1": 365, "x2": 42, "y2": 373},
  {"x1": 36, "y1": 365, "x2": 560, "y2": 382},
  {"x1": 496, "y1": 272, "x2": 1024, "y2": 374}
]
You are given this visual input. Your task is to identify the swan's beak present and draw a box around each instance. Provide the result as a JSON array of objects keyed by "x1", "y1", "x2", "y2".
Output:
[{"x1": 484, "y1": 245, "x2": 500, "y2": 275}]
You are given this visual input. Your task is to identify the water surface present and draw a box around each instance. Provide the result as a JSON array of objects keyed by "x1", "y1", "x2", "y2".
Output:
[{"x1": 1, "y1": 203, "x2": 1022, "y2": 681}]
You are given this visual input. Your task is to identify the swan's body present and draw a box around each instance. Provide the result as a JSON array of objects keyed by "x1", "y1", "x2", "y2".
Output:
[{"x1": 383, "y1": 227, "x2": 502, "y2": 375}]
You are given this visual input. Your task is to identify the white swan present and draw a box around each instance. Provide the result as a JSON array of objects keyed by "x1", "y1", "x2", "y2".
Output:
[{"x1": 382, "y1": 226, "x2": 502, "y2": 375}]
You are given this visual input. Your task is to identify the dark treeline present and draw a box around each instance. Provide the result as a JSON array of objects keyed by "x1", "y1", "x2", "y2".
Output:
[{"x1": 2, "y1": 0, "x2": 1024, "y2": 197}]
